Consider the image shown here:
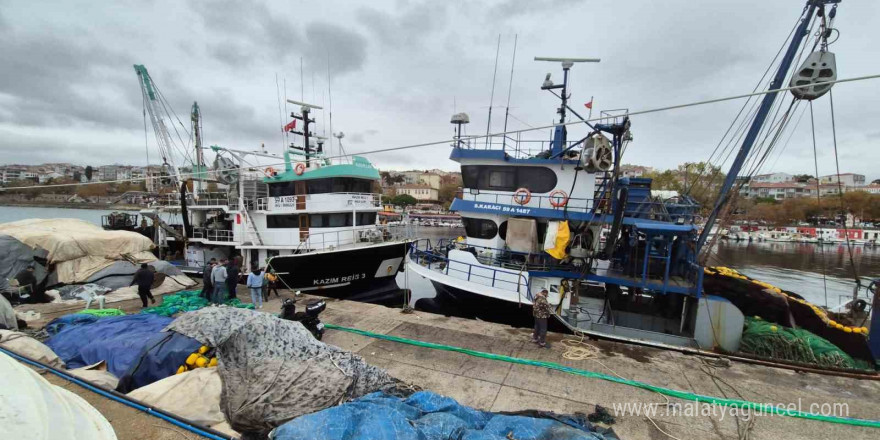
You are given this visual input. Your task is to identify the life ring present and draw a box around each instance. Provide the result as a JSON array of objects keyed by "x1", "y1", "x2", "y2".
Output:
[
  {"x1": 549, "y1": 189, "x2": 569, "y2": 207},
  {"x1": 294, "y1": 163, "x2": 306, "y2": 175},
  {"x1": 512, "y1": 188, "x2": 531, "y2": 205},
  {"x1": 264, "y1": 167, "x2": 277, "y2": 177}
]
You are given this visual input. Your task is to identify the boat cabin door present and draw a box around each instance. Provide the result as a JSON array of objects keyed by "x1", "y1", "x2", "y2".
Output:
[
  {"x1": 295, "y1": 181, "x2": 307, "y2": 210},
  {"x1": 298, "y1": 214, "x2": 310, "y2": 241}
]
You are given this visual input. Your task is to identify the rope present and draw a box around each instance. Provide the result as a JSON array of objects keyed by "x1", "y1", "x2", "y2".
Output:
[
  {"x1": 323, "y1": 323, "x2": 880, "y2": 428},
  {"x1": 828, "y1": 90, "x2": 861, "y2": 285},
  {"x1": 809, "y1": 101, "x2": 830, "y2": 307}
]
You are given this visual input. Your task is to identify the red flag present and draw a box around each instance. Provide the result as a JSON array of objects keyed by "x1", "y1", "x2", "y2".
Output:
[
  {"x1": 283, "y1": 120, "x2": 297, "y2": 131},
  {"x1": 584, "y1": 100, "x2": 593, "y2": 110}
]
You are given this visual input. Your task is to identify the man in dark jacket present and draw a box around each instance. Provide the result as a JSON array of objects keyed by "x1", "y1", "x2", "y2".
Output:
[
  {"x1": 130, "y1": 263, "x2": 156, "y2": 308},
  {"x1": 200, "y1": 258, "x2": 216, "y2": 299},
  {"x1": 225, "y1": 258, "x2": 240, "y2": 300},
  {"x1": 531, "y1": 289, "x2": 551, "y2": 348}
]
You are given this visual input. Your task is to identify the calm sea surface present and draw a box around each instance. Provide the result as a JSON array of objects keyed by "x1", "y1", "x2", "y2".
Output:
[{"x1": 2, "y1": 206, "x2": 876, "y2": 308}]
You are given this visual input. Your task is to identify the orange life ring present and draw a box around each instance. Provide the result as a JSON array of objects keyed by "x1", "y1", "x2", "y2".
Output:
[
  {"x1": 549, "y1": 189, "x2": 569, "y2": 207},
  {"x1": 294, "y1": 163, "x2": 306, "y2": 175},
  {"x1": 264, "y1": 167, "x2": 277, "y2": 177},
  {"x1": 512, "y1": 188, "x2": 531, "y2": 205}
]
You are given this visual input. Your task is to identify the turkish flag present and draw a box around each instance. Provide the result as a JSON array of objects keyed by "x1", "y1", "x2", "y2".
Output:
[
  {"x1": 283, "y1": 120, "x2": 297, "y2": 131},
  {"x1": 584, "y1": 101, "x2": 593, "y2": 109}
]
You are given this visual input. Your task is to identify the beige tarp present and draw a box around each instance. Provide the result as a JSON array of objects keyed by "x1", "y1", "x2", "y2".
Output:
[
  {"x1": 67, "y1": 361, "x2": 119, "y2": 390},
  {"x1": 0, "y1": 330, "x2": 65, "y2": 369},
  {"x1": 0, "y1": 218, "x2": 156, "y2": 283},
  {"x1": 127, "y1": 367, "x2": 225, "y2": 427}
]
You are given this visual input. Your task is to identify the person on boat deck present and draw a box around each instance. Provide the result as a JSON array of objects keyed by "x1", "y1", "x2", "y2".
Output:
[
  {"x1": 531, "y1": 289, "x2": 551, "y2": 348},
  {"x1": 226, "y1": 258, "x2": 241, "y2": 300},
  {"x1": 247, "y1": 265, "x2": 264, "y2": 309},
  {"x1": 200, "y1": 258, "x2": 216, "y2": 299},
  {"x1": 130, "y1": 263, "x2": 156, "y2": 308},
  {"x1": 211, "y1": 258, "x2": 229, "y2": 305}
]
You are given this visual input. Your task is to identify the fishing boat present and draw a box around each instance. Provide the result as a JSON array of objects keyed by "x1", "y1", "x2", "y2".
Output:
[
  {"x1": 407, "y1": 0, "x2": 880, "y2": 363},
  {"x1": 134, "y1": 66, "x2": 410, "y2": 304}
]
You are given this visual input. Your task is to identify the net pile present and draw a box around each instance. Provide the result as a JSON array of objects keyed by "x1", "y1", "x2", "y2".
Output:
[
  {"x1": 139, "y1": 290, "x2": 253, "y2": 317},
  {"x1": 78, "y1": 308, "x2": 126, "y2": 318},
  {"x1": 740, "y1": 317, "x2": 872, "y2": 370}
]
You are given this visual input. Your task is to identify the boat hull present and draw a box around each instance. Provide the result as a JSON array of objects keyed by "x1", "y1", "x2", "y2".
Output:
[{"x1": 269, "y1": 241, "x2": 410, "y2": 306}]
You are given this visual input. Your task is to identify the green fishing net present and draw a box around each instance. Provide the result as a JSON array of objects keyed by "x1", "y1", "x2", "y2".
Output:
[
  {"x1": 78, "y1": 308, "x2": 126, "y2": 317},
  {"x1": 740, "y1": 317, "x2": 872, "y2": 370},
  {"x1": 139, "y1": 290, "x2": 254, "y2": 317}
]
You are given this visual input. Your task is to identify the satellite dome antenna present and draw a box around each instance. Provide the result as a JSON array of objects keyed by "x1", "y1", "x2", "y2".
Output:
[{"x1": 534, "y1": 56, "x2": 600, "y2": 155}]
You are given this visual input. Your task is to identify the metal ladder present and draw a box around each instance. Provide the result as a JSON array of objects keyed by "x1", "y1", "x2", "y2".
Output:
[{"x1": 241, "y1": 209, "x2": 263, "y2": 245}]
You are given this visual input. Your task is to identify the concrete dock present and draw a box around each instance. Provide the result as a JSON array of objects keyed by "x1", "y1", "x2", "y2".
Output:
[{"x1": 18, "y1": 285, "x2": 880, "y2": 440}]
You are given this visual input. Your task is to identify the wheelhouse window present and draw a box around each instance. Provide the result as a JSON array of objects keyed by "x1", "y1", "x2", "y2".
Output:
[
  {"x1": 461, "y1": 165, "x2": 557, "y2": 193},
  {"x1": 462, "y1": 217, "x2": 498, "y2": 239},
  {"x1": 267, "y1": 212, "x2": 377, "y2": 228},
  {"x1": 268, "y1": 178, "x2": 374, "y2": 197}
]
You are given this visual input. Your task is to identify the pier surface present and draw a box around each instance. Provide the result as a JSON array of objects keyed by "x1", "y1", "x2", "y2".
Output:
[{"x1": 20, "y1": 285, "x2": 880, "y2": 440}]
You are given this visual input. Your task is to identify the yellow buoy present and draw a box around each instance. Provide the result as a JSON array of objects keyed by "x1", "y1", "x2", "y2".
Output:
[
  {"x1": 198, "y1": 345, "x2": 209, "y2": 354},
  {"x1": 186, "y1": 353, "x2": 199, "y2": 366},
  {"x1": 209, "y1": 357, "x2": 218, "y2": 367},
  {"x1": 176, "y1": 365, "x2": 186, "y2": 374},
  {"x1": 770, "y1": 325, "x2": 778, "y2": 332},
  {"x1": 844, "y1": 327, "x2": 853, "y2": 333},
  {"x1": 195, "y1": 356, "x2": 208, "y2": 368}
]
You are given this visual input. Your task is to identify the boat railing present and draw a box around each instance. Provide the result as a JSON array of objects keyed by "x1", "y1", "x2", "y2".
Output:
[
  {"x1": 409, "y1": 238, "x2": 530, "y2": 295},
  {"x1": 191, "y1": 228, "x2": 235, "y2": 242},
  {"x1": 155, "y1": 192, "x2": 234, "y2": 207},
  {"x1": 255, "y1": 223, "x2": 409, "y2": 251},
  {"x1": 431, "y1": 238, "x2": 566, "y2": 272},
  {"x1": 454, "y1": 133, "x2": 582, "y2": 160}
]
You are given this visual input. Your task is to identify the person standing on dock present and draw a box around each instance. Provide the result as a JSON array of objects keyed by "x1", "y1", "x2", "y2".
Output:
[
  {"x1": 130, "y1": 263, "x2": 156, "y2": 308},
  {"x1": 200, "y1": 258, "x2": 216, "y2": 299},
  {"x1": 211, "y1": 258, "x2": 228, "y2": 304},
  {"x1": 264, "y1": 269, "x2": 282, "y2": 300},
  {"x1": 531, "y1": 289, "x2": 551, "y2": 348},
  {"x1": 226, "y1": 258, "x2": 241, "y2": 301},
  {"x1": 247, "y1": 265, "x2": 264, "y2": 309}
]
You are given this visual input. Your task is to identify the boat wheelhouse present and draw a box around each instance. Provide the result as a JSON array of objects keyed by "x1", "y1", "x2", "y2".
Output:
[{"x1": 149, "y1": 100, "x2": 410, "y2": 304}]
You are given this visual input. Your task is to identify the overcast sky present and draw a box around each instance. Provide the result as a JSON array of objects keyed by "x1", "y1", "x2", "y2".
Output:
[{"x1": 1, "y1": 0, "x2": 878, "y2": 180}]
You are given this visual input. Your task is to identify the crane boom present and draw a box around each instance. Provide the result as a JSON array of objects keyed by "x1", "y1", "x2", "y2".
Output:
[{"x1": 134, "y1": 64, "x2": 181, "y2": 187}]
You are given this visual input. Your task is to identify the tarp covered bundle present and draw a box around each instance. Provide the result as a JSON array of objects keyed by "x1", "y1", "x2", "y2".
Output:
[
  {"x1": 0, "y1": 351, "x2": 117, "y2": 440},
  {"x1": 166, "y1": 307, "x2": 411, "y2": 435},
  {"x1": 116, "y1": 331, "x2": 202, "y2": 393},
  {"x1": 0, "y1": 232, "x2": 49, "y2": 294},
  {"x1": 46, "y1": 314, "x2": 174, "y2": 376},
  {"x1": 0, "y1": 218, "x2": 155, "y2": 284},
  {"x1": 272, "y1": 391, "x2": 616, "y2": 440}
]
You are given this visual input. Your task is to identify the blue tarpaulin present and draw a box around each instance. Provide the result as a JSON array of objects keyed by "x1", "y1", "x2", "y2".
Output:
[
  {"x1": 271, "y1": 391, "x2": 616, "y2": 440},
  {"x1": 45, "y1": 314, "x2": 101, "y2": 336},
  {"x1": 45, "y1": 314, "x2": 174, "y2": 377},
  {"x1": 116, "y1": 331, "x2": 202, "y2": 393}
]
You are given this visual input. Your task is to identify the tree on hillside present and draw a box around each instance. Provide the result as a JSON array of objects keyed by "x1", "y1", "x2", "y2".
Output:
[
  {"x1": 85, "y1": 166, "x2": 94, "y2": 181},
  {"x1": 873, "y1": 179, "x2": 880, "y2": 185},
  {"x1": 793, "y1": 174, "x2": 814, "y2": 183},
  {"x1": 391, "y1": 194, "x2": 417, "y2": 207}
]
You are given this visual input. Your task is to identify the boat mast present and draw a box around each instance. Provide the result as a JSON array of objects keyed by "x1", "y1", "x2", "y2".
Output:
[
  {"x1": 191, "y1": 101, "x2": 203, "y2": 197},
  {"x1": 695, "y1": 0, "x2": 840, "y2": 254}
]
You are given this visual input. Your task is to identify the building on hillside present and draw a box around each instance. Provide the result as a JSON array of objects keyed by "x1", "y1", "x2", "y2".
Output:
[
  {"x1": 401, "y1": 171, "x2": 441, "y2": 190},
  {"x1": 855, "y1": 183, "x2": 880, "y2": 195},
  {"x1": 37, "y1": 171, "x2": 65, "y2": 183},
  {"x1": 740, "y1": 181, "x2": 821, "y2": 199},
  {"x1": 395, "y1": 184, "x2": 439, "y2": 202},
  {"x1": 819, "y1": 173, "x2": 865, "y2": 187},
  {"x1": 751, "y1": 172, "x2": 794, "y2": 183},
  {"x1": 620, "y1": 165, "x2": 653, "y2": 178}
]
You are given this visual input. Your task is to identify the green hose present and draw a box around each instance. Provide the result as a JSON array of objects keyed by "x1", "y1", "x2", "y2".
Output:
[{"x1": 325, "y1": 323, "x2": 880, "y2": 428}]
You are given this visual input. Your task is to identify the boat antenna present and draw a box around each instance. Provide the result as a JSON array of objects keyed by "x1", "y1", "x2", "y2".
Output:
[
  {"x1": 327, "y1": 52, "x2": 334, "y2": 157},
  {"x1": 275, "y1": 73, "x2": 286, "y2": 151},
  {"x1": 502, "y1": 34, "x2": 518, "y2": 149},
  {"x1": 300, "y1": 56, "x2": 305, "y2": 101},
  {"x1": 283, "y1": 78, "x2": 290, "y2": 152},
  {"x1": 535, "y1": 57, "x2": 601, "y2": 154},
  {"x1": 485, "y1": 34, "x2": 501, "y2": 148}
]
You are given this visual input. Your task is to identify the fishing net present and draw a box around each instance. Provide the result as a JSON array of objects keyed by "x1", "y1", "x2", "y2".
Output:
[
  {"x1": 740, "y1": 317, "x2": 872, "y2": 370},
  {"x1": 78, "y1": 308, "x2": 126, "y2": 318},
  {"x1": 139, "y1": 290, "x2": 253, "y2": 317}
]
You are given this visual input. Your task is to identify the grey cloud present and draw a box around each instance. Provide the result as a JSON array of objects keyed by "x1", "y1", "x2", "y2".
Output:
[
  {"x1": 356, "y1": 2, "x2": 448, "y2": 47},
  {"x1": 487, "y1": 0, "x2": 585, "y2": 20}
]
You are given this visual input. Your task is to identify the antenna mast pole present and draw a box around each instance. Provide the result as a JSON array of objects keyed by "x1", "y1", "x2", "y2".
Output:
[
  {"x1": 485, "y1": 34, "x2": 501, "y2": 148},
  {"x1": 696, "y1": 0, "x2": 835, "y2": 254},
  {"x1": 502, "y1": 34, "x2": 518, "y2": 149}
]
